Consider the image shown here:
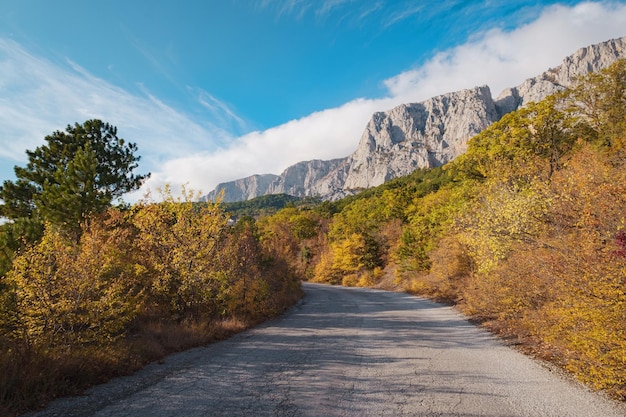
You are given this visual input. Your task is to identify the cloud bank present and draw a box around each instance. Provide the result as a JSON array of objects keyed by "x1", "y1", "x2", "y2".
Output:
[{"x1": 1, "y1": 2, "x2": 626, "y2": 200}]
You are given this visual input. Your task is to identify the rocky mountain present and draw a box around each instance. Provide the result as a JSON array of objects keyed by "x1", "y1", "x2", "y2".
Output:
[
  {"x1": 203, "y1": 36, "x2": 626, "y2": 202},
  {"x1": 341, "y1": 85, "x2": 498, "y2": 191},
  {"x1": 208, "y1": 174, "x2": 279, "y2": 203}
]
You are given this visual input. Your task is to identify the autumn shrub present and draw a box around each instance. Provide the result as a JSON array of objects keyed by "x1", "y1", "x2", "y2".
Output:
[
  {"x1": 315, "y1": 192, "x2": 401, "y2": 283},
  {"x1": 130, "y1": 187, "x2": 230, "y2": 319},
  {"x1": 419, "y1": 64, "x2": 626, "y2": 397},
  {"x1": 312, "y1": 231, "x2": 384, "y2": 285},
  {"x1": 257, "y1": 207, "x2": 326, "y2": 280},
  {"x1": 613, "y1": 231, "x2": 626, "y2": 259},
  {"x1": 336, "y1": 267, "x2": 381, "y2": 287},
  {"x1": 7, "y1": 215, "x2": 143, "y2": 348},
  {"x1": 459, "y1": 243, "x2": 554, "y2": 323},
  {"x1": 455, "y1": 179, "x2": 549, "y2": 275},
  {"x1": 341, "y1": 273, "x2": 359, "y2": 287},
  {"x1": 525, "y1": 146, "x2": 626, "y2": 398},
  {"x1": 0, "y1": 211, "x2": 147, "y2": 414},
  {"x1": 311, "y1": 249, "x2": 342, "y2": 284},
  {"x1": 416, "y1": 235, "x2": 473, "y2": 302},
  {"x1": 450, "y1": 144, "x2": 626, "y2": 398},
  {"x1": 397, "y1": 182, "x2": 474, "y2": 274},
  {"x1": 377, "y1": 219, "x2": 403, "y2": 265},
  {"x1": 0, "y1": 188, "x2": 304, "y2": 415}
]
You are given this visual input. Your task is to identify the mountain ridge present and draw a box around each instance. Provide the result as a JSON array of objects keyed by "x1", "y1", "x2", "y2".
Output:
[{"x1": 203, "y1": 36, "x2": 626, "y2": 203}]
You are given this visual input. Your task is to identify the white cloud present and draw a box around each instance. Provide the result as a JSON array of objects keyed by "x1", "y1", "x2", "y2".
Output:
[
  {"x1": 0, "y1": 34, "x2": 382, "y2": 199},
  {"x1": 193, "y1": 88, "x2": 248, "y2": 134},
  {"x1": 140, "y1": 97, "x2": 393, "y2": 197},
  {"x1": 383, "y1": 4, "x2": 426, "y2": 29}
]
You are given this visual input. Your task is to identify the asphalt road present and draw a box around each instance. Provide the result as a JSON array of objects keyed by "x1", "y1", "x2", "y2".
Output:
[{"x1": 28, "y1": 282, "x2": 626, "y2": 417}]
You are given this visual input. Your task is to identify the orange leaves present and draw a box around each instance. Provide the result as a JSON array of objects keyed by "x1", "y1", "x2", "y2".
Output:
[
  {"x1": 257, "y1": 207, "x2": 325, "y2": 281},
  {"x1": 451, "y1": 144, "x2": 626, "y2": 397},
  {"x1": 613, "y1": 231, "x2": 626, "y2": 260}
]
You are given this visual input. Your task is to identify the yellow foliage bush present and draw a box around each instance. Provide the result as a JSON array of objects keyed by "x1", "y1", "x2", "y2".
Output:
[
  {"x1": 344, "y1": 268, "x2": 382, "y2": 287},
  {"x1": 426, "y1": 235, "x2": 473, "y2": 302},
  {"x1": 456, "y1": 145, "x2": 626, "y2": 398},
  {"x1": 7, "y1": 214, "x2": 143, "y2": 347},
  {"x1": 0, "y1": 186, "x2": 304, "y2": 415},
  {"x1": 457, "y1": 179, "x2": 550, "y2": 273},
  {"x1": 312, "y1": 233, "x2": 381, "y2": 285},
  {"x1": 341, "y1": 274, "x2": 359, "y2": 287},
  {"x1": 312, "y1": 250, "x2": 341, "y2": 284},
  {"x1": 130, "y1": 189, "x2": 230, "y2": 318}
]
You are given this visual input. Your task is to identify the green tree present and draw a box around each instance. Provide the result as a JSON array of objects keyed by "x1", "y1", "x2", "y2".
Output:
[
  {"x1": 398, "y1": 181, "x2": 473, "y2": 272},
  {"x1": 453, "y1": 96, "x2": 576, "y2": 182},
  {"x1": 35, "y1": 143, "x2": 106, "y2": 237},
  {"x1": 0, "y1": 218, "x2": 44, "y2": 277},
  {"x1": 565, "y1": 59, "x2": 626, "y2": 154},
  {"x1": 0, "y1": 120, "x2": 148, "y2": 226}
]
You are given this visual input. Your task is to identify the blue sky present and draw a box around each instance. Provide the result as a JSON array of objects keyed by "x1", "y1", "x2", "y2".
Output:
[{"x1": 1, "y1": 1, "x2": 626, "y2": 199}]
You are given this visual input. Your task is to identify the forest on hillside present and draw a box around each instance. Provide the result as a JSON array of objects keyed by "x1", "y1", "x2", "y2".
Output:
[{"x1": 0, "y1": 60, "x2": 625, "y2": 415}]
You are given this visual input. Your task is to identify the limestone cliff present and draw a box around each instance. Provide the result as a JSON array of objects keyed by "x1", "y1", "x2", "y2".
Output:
[
  {"x1": 202, "y1": 174, "x2": 279, "y2": 202},
  {"x1": 495, "y1": 36, "x2": 626, "y2": 115},
  {"x1": 342, "y1": 85, "x2": 498, "y2": 190}
]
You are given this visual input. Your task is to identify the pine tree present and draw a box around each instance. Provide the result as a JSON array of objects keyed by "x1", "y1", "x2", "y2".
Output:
[
  {"x1": 0, "y1": 120, "x2": 148, "y2": 231},
  {"x1": 36, "y1": 143, "x2": 106, "y2": 238}
]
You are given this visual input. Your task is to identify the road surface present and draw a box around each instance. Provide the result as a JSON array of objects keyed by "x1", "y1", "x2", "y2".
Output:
[{"x1": 28, "y1": 282, "x2": 626, "y2": 417}]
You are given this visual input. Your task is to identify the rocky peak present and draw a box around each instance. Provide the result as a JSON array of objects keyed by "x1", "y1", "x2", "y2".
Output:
[
  {"x1": 343, "y1": 85, "x2": 499, "y2": 190},
  {"x1": 202, "y1": 173, "x2": 279, "y2": 202}
]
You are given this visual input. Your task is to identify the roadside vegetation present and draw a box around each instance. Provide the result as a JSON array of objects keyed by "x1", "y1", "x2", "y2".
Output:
[
  {"x1": 0, "y1": 123, "x2": 301, "y2": 416},
  {"x1": 1, "y1": 60, "x2": 624, "y2": 415}
]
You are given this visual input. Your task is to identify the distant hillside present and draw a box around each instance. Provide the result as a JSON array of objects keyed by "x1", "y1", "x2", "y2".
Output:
[{"x1": 221, "y1": 193, "x2": 319, "y2": 218}]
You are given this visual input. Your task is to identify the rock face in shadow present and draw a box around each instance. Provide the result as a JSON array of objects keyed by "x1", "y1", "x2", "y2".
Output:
[{"x1": 203, "y1": 36, "x2": 626, "y2": 202}]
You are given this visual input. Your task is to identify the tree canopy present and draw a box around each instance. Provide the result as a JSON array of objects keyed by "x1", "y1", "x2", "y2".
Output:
[{"x1": 0, "y1": 119, "x2": 148, "y2": 230}]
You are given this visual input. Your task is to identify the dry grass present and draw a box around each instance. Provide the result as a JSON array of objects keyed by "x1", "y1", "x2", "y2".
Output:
[{"x1": 0, "y1": 316, "x2": 258, "y2": 416}]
